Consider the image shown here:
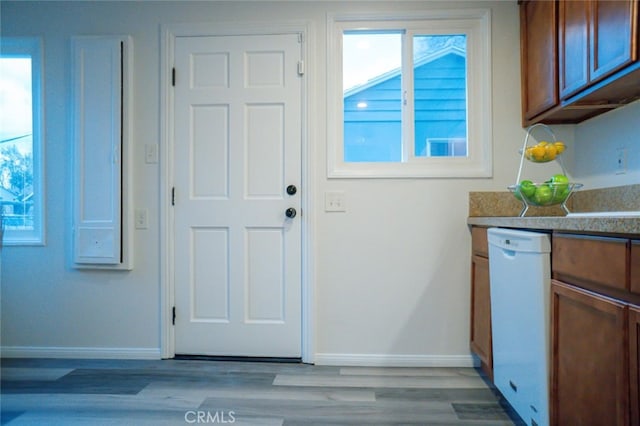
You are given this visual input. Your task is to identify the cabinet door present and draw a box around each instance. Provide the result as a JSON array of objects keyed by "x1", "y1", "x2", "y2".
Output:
[
  {"x1": 631, "y1": 240, "x2": 640, "y2": 294},
  {"x1": 559, "y1": 0, "x2": 589, "y2": 99},
  {"x1": 630, "y1": 305, "x2": 640, "y2": 426},
  {"x1": 551, "y1": 280, "x2": 629, "y2": 426},
  {"x1": 470, "y1": 254, "x2": 492, "y2": 380},
  {"x1": 590, "y1": 0, "x2": 638, "y2": 83},
  {"x1": 520, "y1": 0, "x2": 559, "y2": 121}
]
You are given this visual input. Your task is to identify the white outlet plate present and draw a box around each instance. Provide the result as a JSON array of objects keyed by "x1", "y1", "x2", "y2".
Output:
[{"x1": 325, "y1": 191, "x2": 346, "y2": 212}]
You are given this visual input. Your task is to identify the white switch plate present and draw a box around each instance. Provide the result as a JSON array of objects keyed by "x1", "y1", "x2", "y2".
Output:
[
  {"x1": 145, "y1": 144, "x2": 158, "y2": 164},
  {"x1": 325, "y1": 191, "x2": 346, "y2": 212},
  {"x1": 134, "y1": 208, "x2": 148, "y2": 229}
]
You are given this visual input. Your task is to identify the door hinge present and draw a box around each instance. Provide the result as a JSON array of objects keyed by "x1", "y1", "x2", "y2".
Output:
[
  {"x1": 298, "y1": 33, "x2": 303, "y2": 43},
  {"x1": 172, "y1": 306, "x2": 176, "y2": 325},
  {"x1": 172, "y1": 68, "x2": 176, "y2": 86},
  {"x1": 171, "y1": 187, "x2": 175, "y2": 206},
  {"x1": 297, "y1": 60, "x2": 304, "y2": 76}
]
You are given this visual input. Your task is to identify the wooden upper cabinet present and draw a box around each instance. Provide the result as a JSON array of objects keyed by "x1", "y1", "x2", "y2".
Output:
[
  {"x1": 521, "y1": 0, "x2": 559, "y2": 122},
  {"x1": 590, "y1": 0, "x2": 638, "y2": 83},
  {"x1": 521, "y1": 0, "x2": 640, "y2": 125},
  {"x1": 560, "y1": 0, "x2": 638, "y2": 100},
  {"x1": 559, "y1": 0, "x2": 589, "y2": 99}
]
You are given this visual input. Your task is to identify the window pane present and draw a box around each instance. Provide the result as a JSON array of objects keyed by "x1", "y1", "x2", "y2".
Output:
[
  {"x1": 343, "y1": 32, "x2": 402, "y2": 162},
  {"x1": 0, "y1": 57, "x2": 34, "y2": 231},
  {"x1": 413, "y1": 34, "x2": 468, "y2": 157}
]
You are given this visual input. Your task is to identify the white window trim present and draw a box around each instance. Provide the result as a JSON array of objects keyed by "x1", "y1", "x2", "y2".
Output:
[
  {"x1": 1, "y1": 37, "x2": 45, "y2": 245},
  {"x1": 327, "y1": 10, "x2": 492, "y2": 178}
]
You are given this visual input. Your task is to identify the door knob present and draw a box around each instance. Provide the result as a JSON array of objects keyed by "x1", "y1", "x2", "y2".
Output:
[
  {"x1": 286, "y1": 185, "x2": 297, "y2": 195},
  {"x1": 285, "y1": 207, "x2": 297, "y2": 218}
]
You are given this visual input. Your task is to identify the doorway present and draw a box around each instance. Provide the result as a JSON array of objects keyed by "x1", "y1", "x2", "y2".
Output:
[{"x1": 167, "y1": 29, "x2": 306, "y2": 358}]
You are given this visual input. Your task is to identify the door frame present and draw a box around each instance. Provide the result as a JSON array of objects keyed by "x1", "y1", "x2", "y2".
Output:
[{"x1": 159, "y1": 21, "x2": 315, "y2": 362}]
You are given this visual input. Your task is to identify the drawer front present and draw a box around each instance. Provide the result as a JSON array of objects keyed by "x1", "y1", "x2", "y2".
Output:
[
  {"x1": 471, "y1": 226, "x2": 489, "y2": 257},
  {"x1": 632, "y1": 240, "x2": 640, "y2": 294},
  {"x1": 552, "y1": 234, "x2": 628, "y2": 291}
]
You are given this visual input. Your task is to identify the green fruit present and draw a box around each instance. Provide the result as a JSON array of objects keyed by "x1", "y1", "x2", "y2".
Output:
[
  {"x1": 519, "y1": 180, "x2": 536, "y2": 199},
  {"x1": 533, "y1": 185, "x2": 553, "y2": 205},
  {"x1": 553, "y1": 187, "x2": 570, "y2": 203},
  {"x1": 551, "y1": 174, "x2": 569, "y2": 192}
]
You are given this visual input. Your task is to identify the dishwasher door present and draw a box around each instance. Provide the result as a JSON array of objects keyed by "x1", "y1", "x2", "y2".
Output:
[{"x1": 488, "y1": 228, "x2": 551, "y2": 426}]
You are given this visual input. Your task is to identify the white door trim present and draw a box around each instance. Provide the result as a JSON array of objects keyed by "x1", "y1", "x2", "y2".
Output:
[{"x1": 159, "y1": 21, "x2": 316, "y2": 363}]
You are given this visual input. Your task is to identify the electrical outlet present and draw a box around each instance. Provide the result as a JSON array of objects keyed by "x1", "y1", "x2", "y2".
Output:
[
  {"x1": 616, "y1": 148, "x2": 627, "y2": 174},
  {"x1": 325, "y1": 191, "x2": 346, "y2": 212}
]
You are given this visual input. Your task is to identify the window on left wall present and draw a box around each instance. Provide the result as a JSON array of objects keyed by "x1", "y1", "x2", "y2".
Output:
[{"x1": 0, "y1": 38, "x2": 45, "y2": 245}]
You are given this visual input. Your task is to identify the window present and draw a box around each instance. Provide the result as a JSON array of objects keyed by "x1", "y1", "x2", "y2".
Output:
[
  {"x1": 328, "y1": 10, "x2": 492, "y2": 178},
  {"x1": 0, "y1": 38, "x2": 44, "y2": 244},
  {"x1": 425, "y1": 138, "x2": 467, "y2": 157}
]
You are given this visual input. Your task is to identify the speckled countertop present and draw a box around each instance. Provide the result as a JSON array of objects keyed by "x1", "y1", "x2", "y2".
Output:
[
  {"x1": 467, "y1": 215, "x2": 640, "y2": 235},
  {"x1": 468, "y1": 184, "x2": 640, "y2": 235}
]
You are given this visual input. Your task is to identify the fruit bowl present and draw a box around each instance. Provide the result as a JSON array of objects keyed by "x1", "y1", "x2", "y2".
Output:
[
  {"x1": 508, "y1": 182, "x2": 583, "y2": 216},
  {"x1": 522, "y1": 141, "x2": 566, "y2": 163}
]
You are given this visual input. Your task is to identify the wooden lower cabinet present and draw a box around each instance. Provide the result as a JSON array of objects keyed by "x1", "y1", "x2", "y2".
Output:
[
  {"x1": 470, "y1": 253, "x2": 492, "y2": 380},
  {"x1": 552, "y1": 233, "x2": 628, "y2": 291},
  {"x1": 631, "y1": 241, "x2": 640, "y2": 294},
  {"x1": 551, "y1": 280, "x2": 629, "y2": 425},
  {"x1": 630, "y1": 306, "x2": 640, "y2": 426}
]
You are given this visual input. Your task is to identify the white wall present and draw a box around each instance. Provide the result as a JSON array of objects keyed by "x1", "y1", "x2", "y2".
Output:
[
  {"x1": 572, "y1": 100, "x2": 640, "y2": 189},
  {"x1": 1, "y1": 0, "x2": 633, "y2": 364}
]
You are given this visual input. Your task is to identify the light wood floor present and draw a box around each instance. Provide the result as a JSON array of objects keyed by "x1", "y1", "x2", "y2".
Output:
[{"x1": 1, "y1": 358, "x2": 524, "y2": 425}]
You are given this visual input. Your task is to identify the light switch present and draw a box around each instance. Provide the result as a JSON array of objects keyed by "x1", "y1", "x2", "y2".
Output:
[
  {"x1": 135, "y1": 208, "x2": 148, "y2": 229},
  {"x1": 145, "y1": 144, "x2": 158, "y2": 164}
]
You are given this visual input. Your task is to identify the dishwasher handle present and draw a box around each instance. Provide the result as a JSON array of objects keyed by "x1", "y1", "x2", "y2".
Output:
[{"x1": 499, "y1": 247, "x2": 517, "y2": 258}]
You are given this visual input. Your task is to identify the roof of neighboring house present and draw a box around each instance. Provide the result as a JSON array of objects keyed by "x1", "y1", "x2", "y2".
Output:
[
  {"x1": 344, "y1": 45, "x2": 466, "y2": 98},
  {"x1": 0, "y1": 187, "x2": 18, "y2": 202}
]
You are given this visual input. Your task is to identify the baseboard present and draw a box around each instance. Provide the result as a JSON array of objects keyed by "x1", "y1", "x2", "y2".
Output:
[
  {"x1": 314, "y1": 353, "x2": 478, "y2": 367},
  {"x1": 0, "y1": 346, "x2": 162, "y2": 360}
]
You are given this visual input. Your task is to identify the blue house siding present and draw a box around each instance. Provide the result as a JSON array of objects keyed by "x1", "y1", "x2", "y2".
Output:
[{"x1": 344, "y1": 52, "x2": 466, "y2": 162}]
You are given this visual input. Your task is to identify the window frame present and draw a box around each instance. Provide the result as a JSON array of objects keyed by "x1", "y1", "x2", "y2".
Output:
[
  {"x1": 327, "y1": 10, "x2": 492, "y2": 178},
  {"x1": 0, "y1": 37, "x2": 45, "y2": 245}
]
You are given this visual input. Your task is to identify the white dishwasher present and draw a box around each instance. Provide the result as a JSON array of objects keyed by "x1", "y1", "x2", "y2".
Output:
[{"x1": 488, "y1": 228, "x2": 551, "y2": 426}]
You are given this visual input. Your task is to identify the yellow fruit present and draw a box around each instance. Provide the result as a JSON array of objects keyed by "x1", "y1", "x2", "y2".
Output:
[
  {"x1": 525, "y1": 147, "x2": 533, "y2": 157},
  {"x1": 554, "y1": 141, "x2": 566, "y2": 154},
  {"x1": 531, "y1": 145, "x2": 546, "y2": 161},
  {"x1": 545, "y1": 144, "x2": 558, "y2": 161},
  {"x1": 537, "y1": 141, "x2": 549, "y2": 147}
]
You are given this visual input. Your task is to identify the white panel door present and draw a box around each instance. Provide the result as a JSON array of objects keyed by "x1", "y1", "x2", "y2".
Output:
[
  {"x1": 72, "y1": 36, "x2": 123, "y2": 265},
  {"x1": 173, "y1": 33, "x2": 302, "y2": 357}
]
